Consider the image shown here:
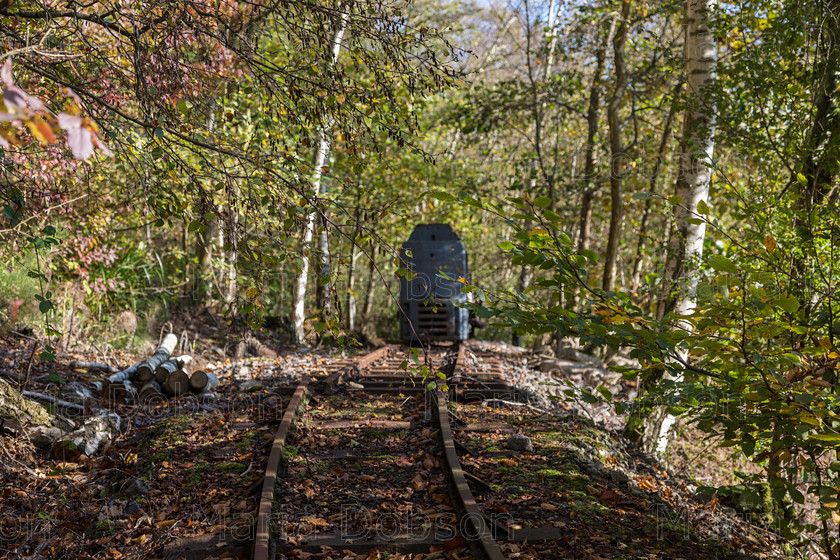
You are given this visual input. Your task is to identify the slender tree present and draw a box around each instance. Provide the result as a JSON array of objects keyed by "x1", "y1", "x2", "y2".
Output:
[
  {"x1": 577, "y1": 16, "x2": 616, "y2": 255},
  {"x1": 602, "y1": 0, "x2": 631, "y2": 292},
  {"x1": 292, "y1": 13, "x2": 349, "y2": 344},
  {"x1": 646, "y1": 0, "x2": 718, "y2": 453}
]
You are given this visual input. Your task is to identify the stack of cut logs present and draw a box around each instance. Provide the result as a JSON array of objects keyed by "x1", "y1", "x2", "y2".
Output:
[{"x1": 98, "y1": 333, "x2": 217, "y2": 403}]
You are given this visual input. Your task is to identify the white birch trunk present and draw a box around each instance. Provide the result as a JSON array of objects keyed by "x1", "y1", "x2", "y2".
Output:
[
  {"x1": 292, "y1": 13, "x2": 349, "y2": 344},
  {"x1": 347, "y1": 246, "x2": 358, "y2": 331},
  {"x1": 545, "y1": 0, "x2": 559, "y2": 78},
  {"x1": 225, "y1": 185, "x2": 239, "y2": 307},
  {"x1": 647, "y1": 0, "x2": 717, "y2": 454}
]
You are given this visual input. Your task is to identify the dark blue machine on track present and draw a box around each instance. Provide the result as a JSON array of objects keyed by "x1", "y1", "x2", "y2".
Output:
[{"x1": 399, "y1": 224, "x2": 470, "y2": 342}]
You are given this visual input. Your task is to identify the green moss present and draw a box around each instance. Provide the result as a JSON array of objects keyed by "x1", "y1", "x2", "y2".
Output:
[
  {"x1": 0, "y1": 379, "x2": 55, "y2": 426},
  {"x1": 720, "y1": 482, "x2": 793, "y2": 528},
  {"x1": 183, "y1": 462, "x2": 210, "y2": 491},
  {"x1": 234, "y1": 432, "x2": 256, "y2": 449},
  {"x1": 568, "y1": 490, "x2": 609, "y2": 516},
  {"x1": 218, "y1": 462, "x2": 246, "y2": 473},
  {"x1": 139, "y1": 414, "x2": 202, "y2": 475},
  {"x1": 140, "y1": 414, "x2": 197, "y2": 450},
  {"x1": 91, "y1": 520, "x2": 116, "y2": 537}
]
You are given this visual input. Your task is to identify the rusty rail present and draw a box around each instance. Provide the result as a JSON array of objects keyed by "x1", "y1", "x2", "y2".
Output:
[
  {"x1": 435, "y1": 343, "x2": 506, "y2": 560},
  {"x1": 253, "y1": 346, "x2": 391, "y2": 560},
  {"x1": 253, "y1": 377, "x2": 309, "y2": 560}
]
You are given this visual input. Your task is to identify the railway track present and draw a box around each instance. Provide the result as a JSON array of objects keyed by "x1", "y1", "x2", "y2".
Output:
[
  {"x1": 242, "y1": 342, "x2": 573, "y2": 560},
  {"x1": 248, "y1": 343, "x2": 514, "y2": 559}
]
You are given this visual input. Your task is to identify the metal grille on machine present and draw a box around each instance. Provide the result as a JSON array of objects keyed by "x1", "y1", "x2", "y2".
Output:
[{"x1": 398, "y1": 224, "x2": 470, "y2": 342}]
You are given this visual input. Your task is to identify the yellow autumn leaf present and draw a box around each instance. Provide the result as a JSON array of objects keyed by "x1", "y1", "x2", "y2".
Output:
[{"x1": 26, "y1": 117, "x2": 57, "y2": 144}]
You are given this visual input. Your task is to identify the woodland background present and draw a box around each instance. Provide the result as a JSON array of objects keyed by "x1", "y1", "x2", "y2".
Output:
[{"x1": 3, "y1": 0, "x2": 840, "y2": 556}]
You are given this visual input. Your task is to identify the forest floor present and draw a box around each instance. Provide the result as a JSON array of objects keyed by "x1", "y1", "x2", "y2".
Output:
[{"x1": 0, "y1": 321, "x2": 798, "y2": 560}]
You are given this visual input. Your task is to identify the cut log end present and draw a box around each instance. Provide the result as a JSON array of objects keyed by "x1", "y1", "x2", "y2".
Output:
[
  {"x1": 139, "y1": 379, "x2": 164, "y2": 403},
  {"x1": 189, "y1": 370, "x2": 218, "y2": 393},
  {"x1": 164, "y1": 370, "x2": 191, "y2": 397}
]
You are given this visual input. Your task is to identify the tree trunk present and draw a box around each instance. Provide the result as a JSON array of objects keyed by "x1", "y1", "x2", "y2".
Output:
[
  {"x1": 315, "y1": 213, "x2": 332, "y2": 322},
  {"x1": 791, "y1": 3, "x2": 840, "y2": 324},
  {"x1": 346, "y1": 247, "x2": 359, "y2": 331},
  {"x1": 544, "y1": 0, "x2": 560, "y2": 78},
  {"x1": 292, "y1": 13, "x2": 348, "y2": 344},
  {"x1": 645, "y1": 0, "x2": 717, "y2": 454},
  {"x1": 602, "y1": 0, "x2": 631, "y2": 293},
  {"x1": 359, "y1": 251, "x2": 376, "y2": 333},
  {"x1": 577, "y1": 17, "x2": 616, "y2": 255},
  {"x1": 225, "y1": 186, "x2": 239, "y2": 308},
  {"x1": 182, "y1": 220, "x2": 190, "y2": 298},
  {"x1": 345, "y1": 199, "x2": 363, "y2": 332},
  {"x1": 799, "y1": 16, "x2": 840, "y2": 215}
]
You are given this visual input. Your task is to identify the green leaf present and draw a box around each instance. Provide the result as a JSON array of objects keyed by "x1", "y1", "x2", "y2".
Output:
[
  {"x1": 810, "y1": 433, "x2": 840, "y2": 443},
  {"x1": 428, "y1": 191, "x2": 456, "y2": 202},
  {"x1": 708, "y1": 255, "x2": 738, "y2": 274},
  {"x1": 667, "y1": 195, "x2": 683, "y2": 205},
  {"x1": 797, "y1": 173, "x2": 808, "y2": 186},
  {"x1": 697, "y1": 199, "x2": 710, "y2": 215},
  {"x1": 776, "y1": 294, "x2": 800, "y2": 314},
  {"x1": 534, "y1": 196, "x2": 551, "y2": 208},
  {"x1": 789, "y1": 486, "x2": 805, "y2": 504},
  {"x1": 580, "y1": 249, "x2": 599, "y2": 263},
  {"x1": 498, "y1": 241, "x2": 514, "y2": 250},
  {"x1": 741, "y1": 435, "x2": 755, "y2": 457}
]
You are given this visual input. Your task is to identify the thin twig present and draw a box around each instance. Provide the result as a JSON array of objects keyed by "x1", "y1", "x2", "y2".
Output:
[{"x1": 21, "y1": 391, "x2": 86, "y2": 413}]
